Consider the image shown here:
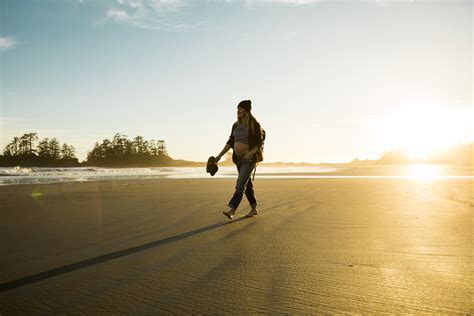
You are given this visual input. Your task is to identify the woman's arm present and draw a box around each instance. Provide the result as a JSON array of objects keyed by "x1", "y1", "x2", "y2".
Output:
[
  {"x1": 216, "y1": 144, "x2": 231, "y2": 162},
  {"x1": 217, "y1": 123, "x2": 236, "y2": 162}
]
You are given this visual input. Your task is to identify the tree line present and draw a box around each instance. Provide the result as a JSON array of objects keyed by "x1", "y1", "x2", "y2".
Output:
[
  {"x1": 1, "y1": 133, "x2": 78, "y2": 167},
  {"x1": 0, "y1": 132, "x2": 174, "y2": 167},
  {"x1": 1, "y1": 132, "x2": 472, "y2": 167},
  {"x1": 350, "y1": 143, "x2": 474, "y2": 166},
  {"x1": 85, "y1": 133, "x2": 172, "y2": 167}
]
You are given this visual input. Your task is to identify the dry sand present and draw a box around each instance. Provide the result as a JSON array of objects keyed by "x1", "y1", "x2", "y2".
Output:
[{"x1": 0, "y1": 178, "x2": 472, "y2": 314}]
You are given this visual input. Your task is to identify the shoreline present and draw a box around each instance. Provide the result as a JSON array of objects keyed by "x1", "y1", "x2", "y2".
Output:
[
  {"x1": 1, "y1": 174, "x2": 473, "y2": 187},
  {"x1": 1, "y1": 164, "x2": 473, "y2": 187},
  {"x1": 2, "y1": 177, "x2": 474, "y2": 188}
]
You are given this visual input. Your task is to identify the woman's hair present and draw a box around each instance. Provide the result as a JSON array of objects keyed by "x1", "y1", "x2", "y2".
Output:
[{"x1": 237, "y1": 110, "x2": 259, "y2": 134}]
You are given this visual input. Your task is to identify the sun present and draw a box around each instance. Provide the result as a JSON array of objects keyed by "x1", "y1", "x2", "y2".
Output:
[
  {"x1": 380, "y1": 106, "x2": 472, "y2": 160},
  {"x1": 409, "y1": 164, "x2": 440, "y2": 181}
]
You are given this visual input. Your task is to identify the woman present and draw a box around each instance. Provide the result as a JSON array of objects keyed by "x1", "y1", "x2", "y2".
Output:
[{"x1": 215, "y1": 100, "x2": 263, "y2": 219}]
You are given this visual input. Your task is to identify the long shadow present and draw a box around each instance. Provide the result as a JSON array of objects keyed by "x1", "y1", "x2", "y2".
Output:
[{"x1": 0, "y1": 216, "x2": 249, "y2": 293}]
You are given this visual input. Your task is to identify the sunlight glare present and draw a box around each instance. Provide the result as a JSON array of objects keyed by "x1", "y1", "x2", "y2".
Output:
[
  {"x1": 381, "y1": 106, "x2": 472, "y2": 160},
  {"x1": 409, "y1": 164, "x2": 440, "y2": 181}
]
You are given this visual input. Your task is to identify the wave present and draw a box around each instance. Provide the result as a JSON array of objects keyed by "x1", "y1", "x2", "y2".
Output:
[
  {"x1": 0, "y1": 165, "x2": 340, "y2": 185},
  {"x1": 0, "y1": 166, "x2": 32, "y2": 176}
]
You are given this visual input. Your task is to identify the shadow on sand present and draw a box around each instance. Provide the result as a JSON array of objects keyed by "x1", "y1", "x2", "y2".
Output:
[{"x1": 0, "y1": 216, "x2": 249, "y2": 292}]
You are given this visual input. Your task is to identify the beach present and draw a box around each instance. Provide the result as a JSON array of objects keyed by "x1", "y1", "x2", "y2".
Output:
[{"x1": 0, "y1": 178, "x2": 472, "y2": 314}]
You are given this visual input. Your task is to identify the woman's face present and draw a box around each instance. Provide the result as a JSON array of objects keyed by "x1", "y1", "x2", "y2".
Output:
[{"x1": 237, "y1": 106, "x2": 246, "y2": 118}]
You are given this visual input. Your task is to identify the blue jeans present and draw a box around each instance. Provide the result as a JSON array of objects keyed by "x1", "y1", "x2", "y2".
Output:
[{"x1": 228, "y1": 157, "x2": 257, "y2": 210}]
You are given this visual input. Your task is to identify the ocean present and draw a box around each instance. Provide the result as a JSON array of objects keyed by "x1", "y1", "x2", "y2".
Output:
[{"x1": 0, "y1": 164, "x2": 472, "y2": 186}]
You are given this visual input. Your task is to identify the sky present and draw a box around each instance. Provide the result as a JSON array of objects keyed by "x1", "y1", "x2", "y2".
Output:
[{"x1": 0, "y1": 0, "x2": 472, "y2": 163}]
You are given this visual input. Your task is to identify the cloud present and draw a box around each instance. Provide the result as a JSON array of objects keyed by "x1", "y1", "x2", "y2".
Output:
[
  {"x1": 106, "y1": 8, "x2": 132, "y2": 22},
  {"x1": 100, "y1": 0, "x2": 194, "y2": 31},
  {"x1": 94, "y1": 0, "x2": 455, "y2": 32},
  {"x1": 147, "y1": 0, "x2": 186, "y2": 12},
  {"x1": 129, "y1": 2, "x2": 143, "y2": 9},
  {"x1": 99, "y1": 0, "x2": 317, "y2": 31},
  {"x1": 0, "y1": 37, "x2": 16, "y2": 51},
  {"x1": 245, "y1": 0, "x2": 321, "y2": 5}
]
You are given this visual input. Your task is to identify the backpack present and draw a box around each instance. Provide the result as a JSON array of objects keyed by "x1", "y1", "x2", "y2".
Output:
[
  {"x1": 255, "y1": 127, "x2": 266, "y2": 163},
  {"x1": 253, "y1": 126, "x2": 266, "y2": 180}
]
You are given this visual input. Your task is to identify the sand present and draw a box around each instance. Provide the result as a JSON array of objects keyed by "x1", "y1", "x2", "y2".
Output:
[{"x1": 0, "y1": 178, "x2": 472, "y2": 314}]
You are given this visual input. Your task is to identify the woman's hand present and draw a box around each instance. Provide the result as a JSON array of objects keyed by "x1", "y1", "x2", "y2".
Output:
[{"x1": 244, "y1": 153, "x2": 253, "y2": 160}]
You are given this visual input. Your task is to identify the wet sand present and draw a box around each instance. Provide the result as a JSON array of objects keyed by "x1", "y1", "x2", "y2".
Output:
[{"x1": 0, "y1": 178, "x2": 472, "y2": 314}]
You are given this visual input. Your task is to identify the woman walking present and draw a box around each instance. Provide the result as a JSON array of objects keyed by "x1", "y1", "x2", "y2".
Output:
[{"x1": 215, "y1": 100, "x2": 264, "y2": 219}]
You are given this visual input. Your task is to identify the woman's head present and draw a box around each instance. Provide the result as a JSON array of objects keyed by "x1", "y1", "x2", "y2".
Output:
[
  {"x1": 237, "y1": 106, "x2": 247, "y2": 119},
  {"x1": 238, "y1": 100, "x2": 251, "y2": 112},
  {"x1": 236, "y1": 100, "x2": 258, "y2": 133},
  {"x1": 237, "y1": 100, "x2": 251, "y2": 124}
]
